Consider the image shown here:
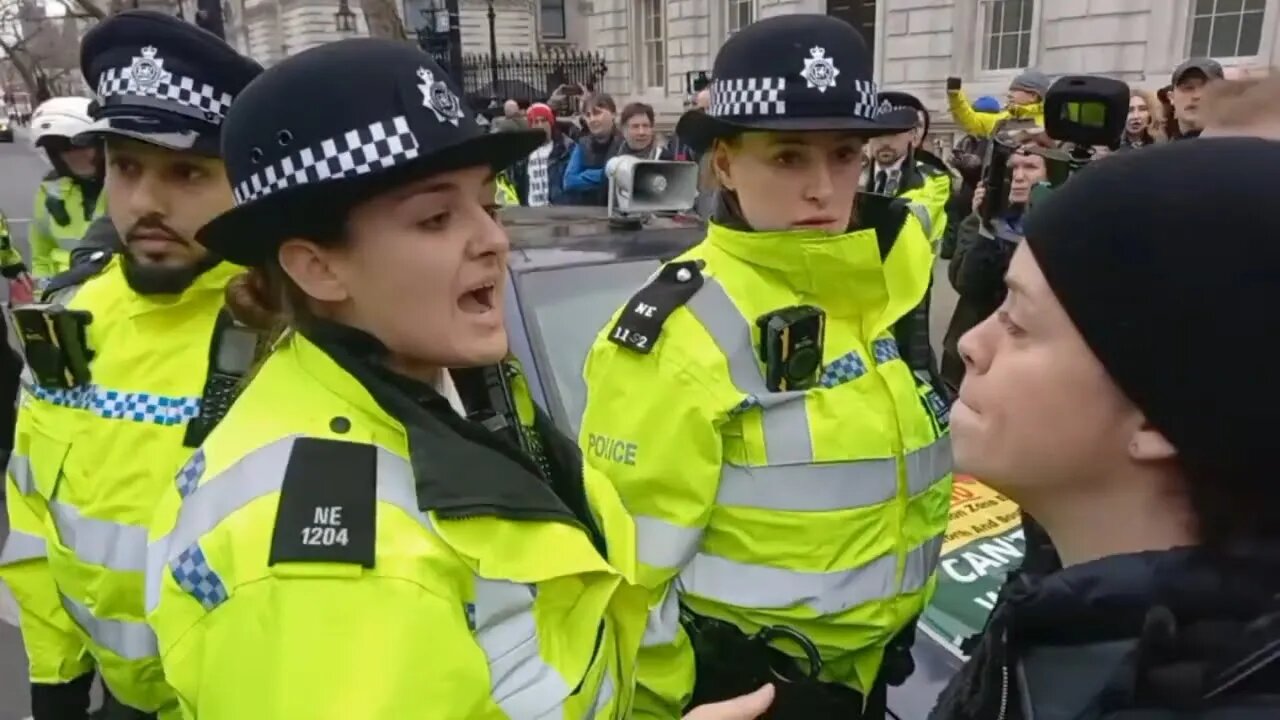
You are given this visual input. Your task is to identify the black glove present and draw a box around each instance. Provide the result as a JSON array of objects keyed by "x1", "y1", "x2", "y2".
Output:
[{"x1": 946, "y1": 76, "x2": 962, "y2": 91}]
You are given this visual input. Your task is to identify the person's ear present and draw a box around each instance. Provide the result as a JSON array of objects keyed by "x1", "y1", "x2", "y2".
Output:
[
  {"x1": 713, "y1": 141, "x2": 736, "y2": 191},
  {"x1": 1128, "y1": 418, "x2": 1178, "y2": 462},
  {"x1": 278, "y1": 238, "x2": 350, "y2": 304}
]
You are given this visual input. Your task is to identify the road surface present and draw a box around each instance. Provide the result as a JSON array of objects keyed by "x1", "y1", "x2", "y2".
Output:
[{"x1": 0, "y1": 130, "x2": 966, "y2": 719}]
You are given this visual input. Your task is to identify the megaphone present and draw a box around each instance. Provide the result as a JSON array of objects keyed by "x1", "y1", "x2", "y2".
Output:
[{"x1": 604, "y1": 156, "x2": 699, "y2": 218}]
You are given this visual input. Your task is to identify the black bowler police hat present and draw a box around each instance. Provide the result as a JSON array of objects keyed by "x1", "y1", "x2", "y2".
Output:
[
  {"x1": 79, "y1": 10, "x2": 262, "y2": 155},
  {"x1": 676, "y1": 14, "x2": 912, "y2": 153},
  {"x1": 198, "y1": 38, "x2": 544, "y2": 266},
  {"x1": 877, "y1": 90, "x2": 930, "y2": 136}
]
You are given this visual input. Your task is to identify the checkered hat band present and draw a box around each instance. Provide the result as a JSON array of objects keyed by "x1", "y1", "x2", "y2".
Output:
[
  {"x1": 711, "y1": 77, "x2": 880, "y2": 121},
  {"x1": 97, "y1": 66, "x2": 234, "y2": 124},
  {"x1": 233, "y1": 116, "x2": 422, "y2": 205}
]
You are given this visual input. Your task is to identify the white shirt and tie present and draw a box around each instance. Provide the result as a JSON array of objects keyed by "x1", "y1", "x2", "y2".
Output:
[{"x1": 872, "y1": 157, "x2": 906, "y2": 195}]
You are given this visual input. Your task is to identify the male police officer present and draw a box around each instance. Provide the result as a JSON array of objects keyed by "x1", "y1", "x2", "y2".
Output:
[
  {"x1": 864, "y1": 91, "x2": 953, "y2": 248},
  {"x1": 3, "y1": 11, "x2": 260, "y2": 719}
]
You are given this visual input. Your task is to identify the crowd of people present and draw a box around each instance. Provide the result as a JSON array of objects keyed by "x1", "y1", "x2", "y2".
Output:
[{"x1": 0, "y1": 7, "x2": 1278, "y2": 720}]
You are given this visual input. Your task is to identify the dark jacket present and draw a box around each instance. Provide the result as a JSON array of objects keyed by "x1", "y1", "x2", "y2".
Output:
[
  {"x1": 940, "y1": 212, "x2": 1021, "y2": 388},
  {"x1": 509, "y1": 134, "x2": 575, "y2": 207},
  {"x1": 930, "y1": 545, "x2": 1280, "y2": 720},
  {"x1": 69, "y1": 215, "x2": 123, "y2": 268},
  {"x1": 562, "y1": 131, "x2": 624, "y2": 206}
]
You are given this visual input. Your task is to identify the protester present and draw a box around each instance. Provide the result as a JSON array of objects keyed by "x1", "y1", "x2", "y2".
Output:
[
  {"x1": 614, "y1": 102, "x2": 671, "y2": 160},
  {"x1": 932, "y1": 137, "x2": 1280, "y2": 720},
  {"x1": 562, "y1": 92, "x2": 622, "y2": 205},
  {"x1": 946, "y1": 69, "x2": 1048, "y2": 138},
  {"x1": 941, "y1": 143, "x2": 1049, "y2": 389},
  {"x1": 1167, "y1": 57, "x2": 1224, "y2": 140},
  {"x1": 1119, "y1": 88, "x2": 1165, "y2": 149},
  {"x1": 508, "y1": 101, "x2": 574, "y2": 206}
]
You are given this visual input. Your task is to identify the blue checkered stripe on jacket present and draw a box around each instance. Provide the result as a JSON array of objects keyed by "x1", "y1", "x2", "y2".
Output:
[
  {"x1": 732, "y1": 337, "x2": 901, "y2": 413},
  {"x1": 31, "y1": 383, "x2": 201, "y2": 426}
]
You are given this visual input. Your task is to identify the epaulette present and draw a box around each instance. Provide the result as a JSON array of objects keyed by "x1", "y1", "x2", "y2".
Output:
[
  {"x1": 268, "y1": 437, "x2": 377, "y2": 568},
  {"x1": 606, "y1": 259, "x2": 705, "y2": 354},
  {"x1": 915, "y1": 149, "x2": 951, "y2": 178},
  {"x1": 40, "y1": 248, "x2": 112, "y2": 303}
]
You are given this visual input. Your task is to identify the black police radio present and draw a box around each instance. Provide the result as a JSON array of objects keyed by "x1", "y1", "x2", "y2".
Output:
[
  {"x1": 756, "y1": 306, "x2": 825, "y2": 392},
  {"x1": 8, "y1": 303, "x2": 94, "y2": 389}
]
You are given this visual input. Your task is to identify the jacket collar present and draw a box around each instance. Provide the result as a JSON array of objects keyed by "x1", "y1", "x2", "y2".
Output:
[
  {"x1": 293, "y1": 321, "x2": 584, "y2": 528},
  {"x1": 1007, "y1": 101, "x2": 1044, "y2": 119},
  {"x1": 707, "y1": 192, "x2": 934, "y2": 331},
  {"x1": 125, "y1": 259, "x2": 244, "y2": 317}
]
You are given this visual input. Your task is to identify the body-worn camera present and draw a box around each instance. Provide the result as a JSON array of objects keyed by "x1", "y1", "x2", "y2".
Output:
[
  {"x1": 756, "y1": 306, "x2": 825, "y2": 393},
  {"x1": 8, "y1": 303, "x2": 93, "y2": 389}
]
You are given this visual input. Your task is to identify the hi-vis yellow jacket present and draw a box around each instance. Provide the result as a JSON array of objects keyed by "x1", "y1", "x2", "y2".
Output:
[
  {"x1": 1, "y1": 410, "x2": 94, "y2": 685},
  {"x1": 30, "y1": 177, "x2": 107, "y2": 278},
  {"x1": 146, "y1": 327, "x2": 650, "y2": 719},
  {"x1": 947, "y1": 92, "x2": 1044, "y2": 139},
  {"x1": 12, "y1": 258, "x2": 243, "y2": 718},
  {"x1": 580, "y1": 205, "x2": 954, "y2": 717}
]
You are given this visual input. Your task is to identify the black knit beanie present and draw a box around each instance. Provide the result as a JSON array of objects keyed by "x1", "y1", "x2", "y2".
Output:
[{"x1": 1024, "y1": 138, "x2": 1280, "y2": 540}]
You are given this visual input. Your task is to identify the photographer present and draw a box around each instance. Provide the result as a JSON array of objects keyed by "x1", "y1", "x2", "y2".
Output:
[
  {"x1": 946, "y1": 70, "x2": 1048, "y2": 139},
  {"x1": 940, "y1": 140, "x2": 1048, "y2": 389},
  {"x1": 930, "y1": 137, "x2": 1280, "y2": 720}
]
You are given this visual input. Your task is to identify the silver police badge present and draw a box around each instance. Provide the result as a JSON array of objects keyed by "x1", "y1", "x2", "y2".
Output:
[
  {"x1": 129, "y1": 46, "x2": 168, "y2": 90},
  {"x1": 801, "y1": 46, "x2": 840, "y2": 93},
  {"x1": 878, "y1": 99, "x2": 894, "y2": 116},
  {"x1": 417, "y1": 67, "x2": 464, "y2": 127}
]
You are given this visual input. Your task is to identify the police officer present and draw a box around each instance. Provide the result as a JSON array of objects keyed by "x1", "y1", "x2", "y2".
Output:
[
  {"x1": 28, "y1": 97, "x2": 107, "y2": 279},
  {"x1": 4, "y1": 11, "x2": 261, "y2": 719},
  {"x1": 865, "y1": 91, "x2": 952, "y2": 248},
  {"x1": 579, "y1": 14, "x2": 952, "y2": 718},
  {"x1": 141, "y1": 37, "x2": 651, "y2": 719}
]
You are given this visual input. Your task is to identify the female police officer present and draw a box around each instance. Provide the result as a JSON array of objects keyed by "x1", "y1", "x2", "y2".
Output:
[
  {"x1": 578, "y1": 14, "x2": 952, "y2": 719},
  {"x1": 142, "y1": 37, "x2": 775, "y2": 720}
]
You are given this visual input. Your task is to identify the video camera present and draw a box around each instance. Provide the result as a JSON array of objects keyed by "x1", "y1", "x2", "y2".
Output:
[{"x1": 980, "y1": 75, "x2": 1129, "y2": 224}]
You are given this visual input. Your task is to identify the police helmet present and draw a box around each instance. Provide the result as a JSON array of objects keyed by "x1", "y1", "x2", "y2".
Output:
[{"x1": 31, "y1": 97, "x2": 94, "y2": 150}]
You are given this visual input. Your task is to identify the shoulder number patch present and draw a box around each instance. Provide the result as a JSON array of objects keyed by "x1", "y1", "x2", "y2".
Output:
[
  {"x1": 268, "y1": 437, "x2": 377, "y2": 568},
  {"x1": 607, "y1": 260, "x2": 705, "y2": 354}
]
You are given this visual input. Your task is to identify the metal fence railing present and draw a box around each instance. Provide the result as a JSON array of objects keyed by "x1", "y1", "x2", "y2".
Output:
[{"x1": 455, "y1": 49, "x2": 608, "y2": 112}]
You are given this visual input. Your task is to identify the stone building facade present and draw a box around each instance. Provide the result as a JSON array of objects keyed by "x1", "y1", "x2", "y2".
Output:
[{"x1": 582, "y1": 0, "x2": 1278, "y2": 132}]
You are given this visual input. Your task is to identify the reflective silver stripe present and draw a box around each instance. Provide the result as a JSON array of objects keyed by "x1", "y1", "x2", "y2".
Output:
[
  {"x1": 677, "y1": 535, "x2": 943, "y2": 616},
  {"x1": 60, "y1": 592, "x2": 157, "y2": 660},
  {"x1": 49, "y1": 501, "x2": 148, "y2": 573},
  {"x1": 904, "y1": 535, "x2": 944, "y2": 594},
  {"x1": 641, "y1": 584, "x2": 682, "y2": 647},
  {"x1": 907, "y1": 201, "x2": 932, "y2": 240},
  {"x1": 473, "y1": 578, "x2": 571, "y2": 717},
  {"x1": 149, "y1": 437, "x2": 581, "y2": 716},
  {"x1": 905, "y1": 435, "x2": 952, "y2": 497},
  {"x1": 717, "y1": 436, "x2": 951, "y2": 512},
  {"x1": 633, "y1": 514, "x2": 701, "y2": 570},
  {"x1": 7, "y1": 452, "x2": 35, "y2": 495},
  {"x1": 147, "y1": 436, "x2": 433, "y2": 612},
  {"x1": 0, "y1": 529, "x2": 46, "y2": 565},
  {"x1": 686, "y1": 278, "x2": 813, "y2": 464}
]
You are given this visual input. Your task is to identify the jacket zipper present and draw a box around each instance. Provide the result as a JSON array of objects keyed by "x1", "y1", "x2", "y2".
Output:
[{"x1": 996, "y1": 662, "x2": 1009, "y2": 720}]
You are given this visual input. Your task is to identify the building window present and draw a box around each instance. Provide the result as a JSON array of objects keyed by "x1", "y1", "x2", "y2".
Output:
[
  {"x1": 640, "y1": 0, "x2": 666, "y2": 89},
  {"x1": 726, "y1": 0, "x2": 754, "y2": 37},
  {"x1": 541, "y1": 0, "x2": 566, "y2": 39},
  {"x1": 1187, "y1": 0, "x2": 1266, "y2": 59},
  {"x1": 981, "y1": 0, "x2": 1034, "y2": 71}
]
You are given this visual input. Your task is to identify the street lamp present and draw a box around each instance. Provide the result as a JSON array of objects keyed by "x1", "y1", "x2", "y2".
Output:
[
  {"x1": 486, "y1": 0, "x2": 498, "y2": 96},
  {"x1": 335, "y1": 0, "x2": 357, "y2": 33}
]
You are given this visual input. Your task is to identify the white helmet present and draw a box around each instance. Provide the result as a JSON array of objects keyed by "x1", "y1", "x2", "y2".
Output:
[{"x1": 31, "y1": 97, "x2": 95, "y2": 149}]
